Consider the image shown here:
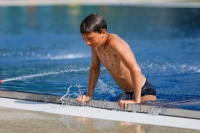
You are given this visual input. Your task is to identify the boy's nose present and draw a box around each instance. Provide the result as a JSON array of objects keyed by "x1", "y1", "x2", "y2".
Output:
[{"x1": 86, "y1": 41, "x2": 90, "y2": 45}]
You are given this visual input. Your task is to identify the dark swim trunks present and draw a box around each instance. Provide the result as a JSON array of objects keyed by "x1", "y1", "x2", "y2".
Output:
[{"x1": 118, "y1": 79, "x2": 156, "y2": 101}]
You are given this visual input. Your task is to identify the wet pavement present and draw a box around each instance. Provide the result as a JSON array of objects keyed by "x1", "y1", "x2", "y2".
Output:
[{"x1": 0, "y1": 106, "x2": 199, "y2": 133}]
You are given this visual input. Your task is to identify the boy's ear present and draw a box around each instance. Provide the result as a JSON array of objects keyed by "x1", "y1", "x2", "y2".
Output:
[{"x1": 101, "y1": 29, "x2": 107, "y2": 34}]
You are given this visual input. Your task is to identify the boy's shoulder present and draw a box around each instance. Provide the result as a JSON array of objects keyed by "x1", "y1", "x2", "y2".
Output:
[
  {"x1": 107, "y1": 33, "x2": 119, "y2": 39},
  {"x1": 107, "y1": 33, "x2": 121, "y2": 44},
  {"x1": 106, "y1": 33, "x2": 123, "y2": 47}
]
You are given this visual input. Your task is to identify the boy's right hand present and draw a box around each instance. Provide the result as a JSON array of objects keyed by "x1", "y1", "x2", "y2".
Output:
[{"x1": 76, "y1": 95, "x2": 92, "y2": 105}]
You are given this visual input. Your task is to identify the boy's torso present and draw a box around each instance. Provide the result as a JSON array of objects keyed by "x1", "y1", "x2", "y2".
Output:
[{"x1": 93, "y1": 34, "x2": 145, "y2": 92}]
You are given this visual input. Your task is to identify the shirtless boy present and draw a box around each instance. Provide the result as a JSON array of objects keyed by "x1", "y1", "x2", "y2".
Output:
[{"x1": 77, "y1": 14, "x2": 156, "y2": 110}]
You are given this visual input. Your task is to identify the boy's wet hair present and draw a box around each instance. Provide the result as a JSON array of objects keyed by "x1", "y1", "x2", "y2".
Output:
[{"x1": 80, "y1": 14, "x2": 107, "y2": 34}]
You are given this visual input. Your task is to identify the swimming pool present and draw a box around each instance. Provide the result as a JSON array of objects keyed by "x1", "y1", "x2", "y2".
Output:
[{"x1": 0, "y1": 5, "x2": 200, "y2": 111}]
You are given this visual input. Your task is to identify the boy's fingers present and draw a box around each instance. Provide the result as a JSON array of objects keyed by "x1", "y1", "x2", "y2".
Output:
[
  {"x1": 118, "y1": 100, "x2": 129, "y2": 110},
  {"x1": 85, "y1": 96, "x2": 90, "y2": 101},
  {"x1": 77, "y1": 95, "x2": 84, "y2": 102},
  {"x1": 76, "y1": 95, "x2": 81, "y2": 101},
  {"x1": 118, "y1": 100, "x2": 125, "y2": 110},
  {"x1": 124, "y1": 103, "x2": 128, "y2": 109},
  {"x1": 77, "y1": 95, "x2": 91, "y2": 104}
]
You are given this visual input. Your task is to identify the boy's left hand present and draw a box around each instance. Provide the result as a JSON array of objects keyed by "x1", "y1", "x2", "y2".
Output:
[{"x1": 118, "y1": 100, "x2": 137, "y2": 110}]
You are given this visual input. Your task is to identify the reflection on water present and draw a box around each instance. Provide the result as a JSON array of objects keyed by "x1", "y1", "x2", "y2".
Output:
[{"x1": 0, "y1": 5, "x2": 200, "y2": 110}]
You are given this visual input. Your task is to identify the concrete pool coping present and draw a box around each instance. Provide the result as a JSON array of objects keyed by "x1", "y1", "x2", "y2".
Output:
[
  {"x1": 0, "y1": 0, "x2": 200, "y2": 8},
  {"x1": 0, "y1": 90, "x2": 200, "y2": 119},
  {"x1": 0, "y1": 90, "x2": 200, "y2": 130}
]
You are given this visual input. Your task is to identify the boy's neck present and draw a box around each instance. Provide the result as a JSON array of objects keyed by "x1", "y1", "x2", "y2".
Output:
[{"x1": 99, "y1": 33, "x2": 108, "y2": 48}]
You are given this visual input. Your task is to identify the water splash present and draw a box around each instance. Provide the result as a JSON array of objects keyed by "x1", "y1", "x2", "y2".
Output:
[
  {"x1": 44, "y1": 95, "x2": 50, "y2": 103},
  {"x1": 75, "y1": 84, "x2": 85, "y2": 95},
  {"x1": 1, "y1": 67, "x2": 89, "y2": 83},
  {"x1": 58, "y1": 84, "x2": 86, "y2": 106},
  {"x1": 95, "y1": 79, "x2": 118, "y2": 101},
  {"x1": 61, "y1": 86, "x2": 71, "y2": 99},
  {"x1": 162, "y1": 99, "x2": 200, "y2": 108},
  {"x1": 148, "y1": 106, "x2": 164, "y2": 115},
  {"x1": 145, "y1": 98, "x2": 200, "y2": 115},
  {"x1": 59, "y1": 86, "x2": 72, "y2": 106},
  {"x1": 45, "y1": 54, "x2": 90, "y2": 60},
  {"x1": 140, "y1": 62, "x2": 200, "y2": 75},
  {"x1": 131, "y1": 104, "x2": 140, "y2": 113}
]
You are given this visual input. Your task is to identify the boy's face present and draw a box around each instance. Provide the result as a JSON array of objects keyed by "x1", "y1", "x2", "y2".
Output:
[{"x1": 82, "y1": 31, "x2": 105, "y2": 49}]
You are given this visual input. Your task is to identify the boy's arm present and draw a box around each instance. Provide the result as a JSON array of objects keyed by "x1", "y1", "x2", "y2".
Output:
[
  {"x1": 87, "y1": 49, "x2": 101, "y2": 97},
  {"x1": 77, "y1": 49, "x2": 101, "y2": 104}
]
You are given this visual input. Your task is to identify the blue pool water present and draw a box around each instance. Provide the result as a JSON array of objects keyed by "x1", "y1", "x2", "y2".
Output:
[{"x1": 0, "y1": 5, "x2": 200, "y2": 110}]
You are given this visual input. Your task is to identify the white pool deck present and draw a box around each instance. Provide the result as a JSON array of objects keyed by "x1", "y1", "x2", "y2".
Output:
[{"x1": 0, "y1": 97, "x2": 200, "y2": 130}]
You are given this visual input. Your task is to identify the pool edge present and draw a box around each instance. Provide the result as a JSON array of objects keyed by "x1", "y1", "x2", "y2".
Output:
[{"x1": 0, "y1": 90, "x2": 200, "y2": 120}]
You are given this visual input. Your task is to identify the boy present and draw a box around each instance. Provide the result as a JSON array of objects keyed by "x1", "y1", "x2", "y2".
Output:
[{"x1": 77, "y1": 14, "x2": 156, "y2": 110}]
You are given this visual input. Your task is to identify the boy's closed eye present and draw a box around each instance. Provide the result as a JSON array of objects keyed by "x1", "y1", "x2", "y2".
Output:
[{"x1": 83, "y1": 37, "x2": 93, "y2": 40}]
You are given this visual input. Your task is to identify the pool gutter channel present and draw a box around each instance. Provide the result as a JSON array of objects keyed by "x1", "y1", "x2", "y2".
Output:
[{"x1": 0, "y1": 90, "x2": 199, "y2": 120}]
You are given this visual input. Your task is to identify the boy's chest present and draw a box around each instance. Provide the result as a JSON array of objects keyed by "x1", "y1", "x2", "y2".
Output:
[{"x1": 96, "y1": 49, "x2": 120, "y2": 69}]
